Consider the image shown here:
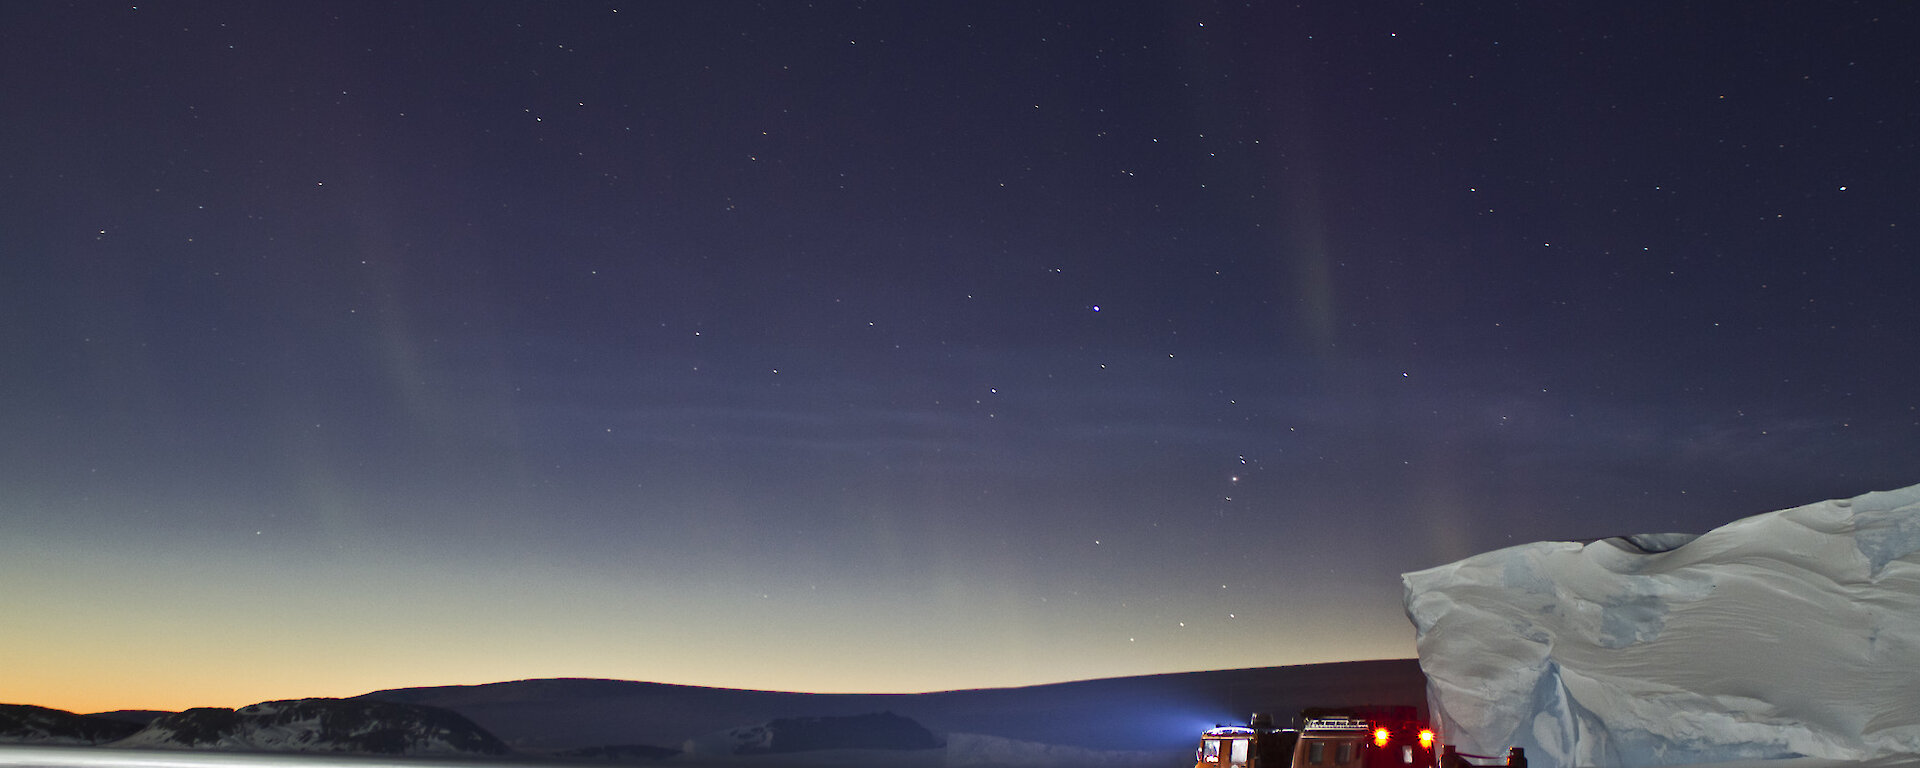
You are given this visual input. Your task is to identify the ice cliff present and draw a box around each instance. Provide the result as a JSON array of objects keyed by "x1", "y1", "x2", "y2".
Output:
[{"x1": 1403, "y1": 482, "x2": 1920, "y2": 768}]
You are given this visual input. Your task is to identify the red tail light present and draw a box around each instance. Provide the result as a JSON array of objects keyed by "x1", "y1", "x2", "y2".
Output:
[
  {"x1": 1418, "y1": 730, "x2": 1435, "y2": 749},
  {"x1": 1373, "y1": 728, "x2": 1391, "y2": 747}
]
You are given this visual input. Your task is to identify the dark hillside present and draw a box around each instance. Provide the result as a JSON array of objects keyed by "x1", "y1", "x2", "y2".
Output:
[{"x1": 0, "y1": 704, "x2": 143, "y2": 745}]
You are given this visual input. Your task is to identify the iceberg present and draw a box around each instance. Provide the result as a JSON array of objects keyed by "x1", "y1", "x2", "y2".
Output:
[{"x1": 1403, "y1": 483, "x2": 1920, "y2": 768}]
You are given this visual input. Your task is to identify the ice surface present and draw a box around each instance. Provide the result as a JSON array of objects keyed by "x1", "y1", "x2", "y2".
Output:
[
  {"x1": 1403, "y1": 483, "x2": 1920, "y2": 768},
  {"x1": 940, "y1": 733, "x2": 1171, "y2": 768}
]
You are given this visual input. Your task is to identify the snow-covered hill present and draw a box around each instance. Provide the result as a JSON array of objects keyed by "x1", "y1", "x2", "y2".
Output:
[
  {"x1": 681, "y1": 712, "x2": 941, "y2": 756},
  {"x1": 109, "y1": 698, "x2": 509, "y2": 756},
  {"x1": 1405, "y1": 482, "x2": 1920, "y2": 767},
  {"x1": 358, "y1": 659, "x2": 1427, "y2": 755}
]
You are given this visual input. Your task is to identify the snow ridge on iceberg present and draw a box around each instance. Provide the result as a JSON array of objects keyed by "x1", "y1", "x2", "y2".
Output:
[{"x1": 1403, "y1": 483, "x2": 1920, "y2": 768}]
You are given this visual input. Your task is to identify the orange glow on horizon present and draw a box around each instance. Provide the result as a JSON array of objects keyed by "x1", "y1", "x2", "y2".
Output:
[
  {"x1": 4, "y1": 543, "x2": 1417, "y2": 715},
  {"x1": 12, "y1": 647, "x2": 1421, "y2": 716}
]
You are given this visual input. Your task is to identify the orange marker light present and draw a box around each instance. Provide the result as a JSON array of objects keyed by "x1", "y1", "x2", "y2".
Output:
[
  {"x1": 1418, "y1": 730, "x2": 1436, "y2": 749},
  {"x1": 1373, "y1": 728, "x2": 1391, "y2": 747}
]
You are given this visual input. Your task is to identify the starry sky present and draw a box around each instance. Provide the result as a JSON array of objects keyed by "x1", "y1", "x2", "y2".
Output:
[{"x1": 4, "y1": 2, "x2": 1917, "y2": 715}]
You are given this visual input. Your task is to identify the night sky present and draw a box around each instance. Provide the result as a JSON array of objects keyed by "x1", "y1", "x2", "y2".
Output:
[{"x1": 4, "y1": 2, "x2": 1917, "y2": 714}]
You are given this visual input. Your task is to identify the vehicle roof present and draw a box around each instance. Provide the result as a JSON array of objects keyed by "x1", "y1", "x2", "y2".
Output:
[{"x1": 1202, "y1": 726, "x2": 1294, "y2": 737}]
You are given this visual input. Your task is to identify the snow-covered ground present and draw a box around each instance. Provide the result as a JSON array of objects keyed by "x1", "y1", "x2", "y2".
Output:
[{"x1": 1405, "y1": 483, "x2": 1920, "y2": 768}]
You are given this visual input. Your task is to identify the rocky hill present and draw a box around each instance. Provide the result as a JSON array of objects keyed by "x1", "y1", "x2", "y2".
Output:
[
  {"x1": 0, "y1": 704, "x2": 143, "y2": 745},
  {"x1": 111, "y1": 698, "x2": 510, "y2": 756},
  {"x1": 86, "y1": 710, "x2": 171, "y2": 727}
]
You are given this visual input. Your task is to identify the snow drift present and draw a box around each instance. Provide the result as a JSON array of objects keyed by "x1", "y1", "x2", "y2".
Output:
[{"x1": 1403, "y1": 482, "x2": 1920, "y2": 767}]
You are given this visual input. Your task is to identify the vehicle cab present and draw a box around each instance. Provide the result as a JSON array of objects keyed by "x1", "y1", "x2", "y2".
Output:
[{"x1": 1195, "y1": 713, "x2": 1299, "y2": 768}]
